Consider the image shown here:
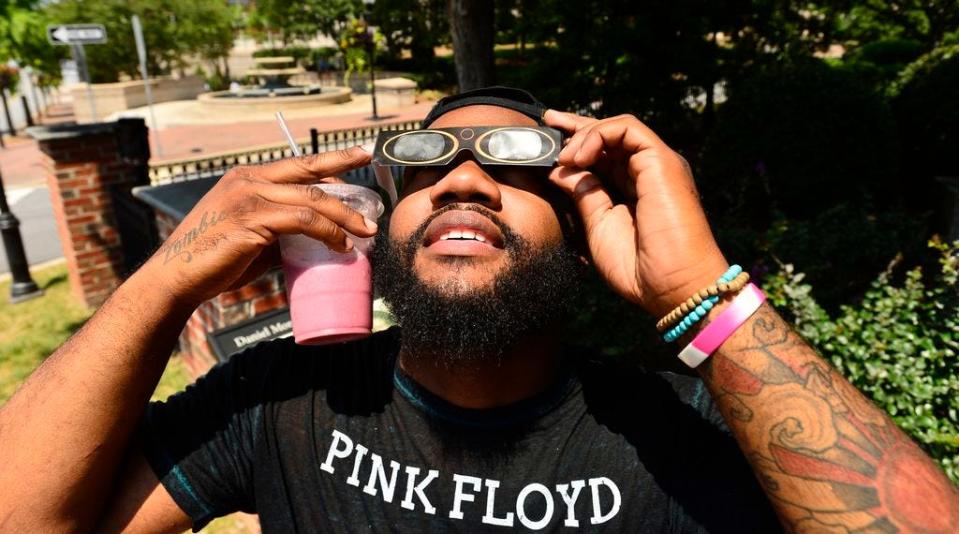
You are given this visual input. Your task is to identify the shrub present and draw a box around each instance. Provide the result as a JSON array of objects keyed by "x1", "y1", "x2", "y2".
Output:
[
  {"x1": 763, "y1": 239, "x2": 959, "y2": 483},
  {"x1": 252, "y1": 46, "x2": 312, "y2": 63},
  {"x1": 701, "y1": 59, "x2": 899, "y2": 220}
]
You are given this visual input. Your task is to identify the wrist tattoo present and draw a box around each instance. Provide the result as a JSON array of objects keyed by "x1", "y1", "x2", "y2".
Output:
[{"x1": 160, "y1": 210, "x2": 229, "y2": 265}]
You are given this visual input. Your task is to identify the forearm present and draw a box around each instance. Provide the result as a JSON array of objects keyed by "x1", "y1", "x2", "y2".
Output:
[
  {"x1": 0, "y1": 264, "x2": 195, "y2": 530},
  {"x1": 696, "y1": 301, "x2": 959, "y2": 532}
]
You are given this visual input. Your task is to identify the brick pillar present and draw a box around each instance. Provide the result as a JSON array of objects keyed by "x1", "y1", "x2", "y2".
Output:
[
  {"x1": 154, "y1": 211, "x2": 289, "y2": 377},
  {"x1": 28, "y1": 119, "x2": 150, "y2": 308}
]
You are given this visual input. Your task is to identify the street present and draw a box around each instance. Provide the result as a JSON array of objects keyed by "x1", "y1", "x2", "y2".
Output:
[{"x1": 0, "y1": 186, "x2": 62, "y2": 274}]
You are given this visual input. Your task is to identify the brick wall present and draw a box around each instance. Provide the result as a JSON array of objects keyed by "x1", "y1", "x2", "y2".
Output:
[
  {"x1": 29, "y1": 120, "x2": 149, "y2": 308},
  {"x1": 156, "y1": 212, "x2": 289, "y2": 377}
]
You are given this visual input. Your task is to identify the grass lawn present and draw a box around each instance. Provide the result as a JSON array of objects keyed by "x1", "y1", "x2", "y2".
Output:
[{"x1": 0, "y1": 262, "x2": 252, "y2": 533}]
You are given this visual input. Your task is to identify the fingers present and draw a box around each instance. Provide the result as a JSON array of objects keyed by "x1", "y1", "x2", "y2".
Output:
[
  {"x1": 558, "y1": 115, "x2": 665, "y2": 169},
  {"x1": 548, "y1": 166, "x2": 613, "y2": 233},
  {"x1": 254, "y1": 145, "x2": 372, "y2": 183},
  {"x1": 255, "y1": 182, "x2": 378, "y2": 238},
  {"x1": 251, "y1": 200, "x2": 355, "y2": 253},
  {"x1": 543, "y1": 109, "x2": 597, "y2": 133}
]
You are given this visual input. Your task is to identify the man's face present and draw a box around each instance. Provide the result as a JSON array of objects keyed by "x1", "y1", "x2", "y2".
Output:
[
  {"x1": 386, "y1": 105, "x2": 567, "y2": 293},
  {"x1": 371, "y1": 105, "x2": 584, "y2": 360}
]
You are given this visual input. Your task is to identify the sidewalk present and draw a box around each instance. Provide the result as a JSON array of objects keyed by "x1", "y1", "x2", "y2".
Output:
[
  {"x1": 0, "y1": 99, "x2": 434, "y2": 189},
  {"x1": 149, "y1": 99, "x2": 433, "y2": 163}
]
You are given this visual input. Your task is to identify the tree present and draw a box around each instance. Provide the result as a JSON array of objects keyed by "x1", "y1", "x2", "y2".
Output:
[
  {"x1": 250, "y1": 0, "x2": 360, "y2": 45},
  {"x1": 44, "y1": 0, "x2": 236, "y2": 83},
  {"x1": 0, "y1": 0, "x2": 65, "y2": 83},
  {"x1": 838, "y1": 0, "x2": 959, "y2": 52},
  {"x1": 448, "y1": 0, "x2": 495, "y2": 90},
  {"x1": 370, "y1": 0, "x2": 448, "y2": 66}
]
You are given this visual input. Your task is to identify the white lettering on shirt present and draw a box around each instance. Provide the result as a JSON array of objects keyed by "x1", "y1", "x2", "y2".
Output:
[
  {"x1": 481, "y1": 478, "x2": 515, "y2": 526},
  {"x1": 400, "y1": 466, "x2": 439, "y2": 515},
  {"x1": 589, "y1": 477, "x2": 622, "y2": 525},
  {"x1": 321, "y1": 429, "x2": 623, "y2": 528},
  {"x1": 320, "y1": 429, "x2": 353, "y2": 474},
  {"x1": 555, "y1": 480, "x2": 586, "y2": 527},
  {"x1": 516, "y1": 483, "x2": 554, "y2": 530},
  {"x1": 363, "y1": 452, "x2": 401, "y2": 503},
  {"x1": 449, "y1": 473, "x2": 482, "y2": 520},
  {"x1": 346, "y1": 444, "x2": 369, "y2": 487}
]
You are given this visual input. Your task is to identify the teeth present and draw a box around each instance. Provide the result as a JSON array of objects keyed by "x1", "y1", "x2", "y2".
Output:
[{"x1": 437, "y1": 230, "x2": 488, "y2": 242}]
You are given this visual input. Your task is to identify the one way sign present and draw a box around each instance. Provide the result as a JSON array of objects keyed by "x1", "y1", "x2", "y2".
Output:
[{"x1": 47, "y1": 24, "x2": 108, "y2": 45}]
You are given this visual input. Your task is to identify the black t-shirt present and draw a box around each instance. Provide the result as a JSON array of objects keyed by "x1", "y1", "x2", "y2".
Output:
[{"x1": 141, "y1": 328, "x2": 780, "y2": 533}]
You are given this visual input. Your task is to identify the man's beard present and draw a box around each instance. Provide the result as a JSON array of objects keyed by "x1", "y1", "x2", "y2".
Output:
[{"x1": 371, "y1": 204, "x2": 585, "y2": 363}]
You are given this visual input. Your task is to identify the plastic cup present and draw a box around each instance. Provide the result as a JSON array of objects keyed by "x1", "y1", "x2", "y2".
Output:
[{"x1": 279, "y1": 184, "x2": 385, "y2": 345}]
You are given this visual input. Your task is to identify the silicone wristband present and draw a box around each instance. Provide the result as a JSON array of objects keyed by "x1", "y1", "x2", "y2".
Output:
[{"x1": 677, "y1": 283, "x2": 766, "y2": 368}]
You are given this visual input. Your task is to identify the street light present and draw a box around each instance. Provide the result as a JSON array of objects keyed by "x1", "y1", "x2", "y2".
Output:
[
  {"x1": 0, "y1": 169, "x2": 42, "y2": 303},
  {"x1": 362, "y1": 0, "x2": 382, "y2": 121}
]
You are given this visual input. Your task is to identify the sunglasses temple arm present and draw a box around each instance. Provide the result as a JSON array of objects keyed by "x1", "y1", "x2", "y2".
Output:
[{"x1": 373, "y1": 162, "x2": 398, "y2": 209}]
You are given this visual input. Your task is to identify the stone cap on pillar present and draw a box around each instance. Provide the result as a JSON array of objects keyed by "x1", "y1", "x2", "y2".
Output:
[
  {"x1": 26, "y1": 122, "x2": 119, "y2": 141},
  {"x1": 133, "y1": 176, "x2": 219, "y2": 222}
]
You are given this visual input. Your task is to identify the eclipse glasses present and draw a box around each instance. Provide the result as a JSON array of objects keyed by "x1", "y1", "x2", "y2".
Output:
[{"x1": 373, "y1": 126, "x2": 563, "y2": 168}]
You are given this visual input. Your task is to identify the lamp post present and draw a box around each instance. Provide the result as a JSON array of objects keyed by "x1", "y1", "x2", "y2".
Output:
[
  {"x1": 0, "y1": 169, "x2": 42, "y2": 303},
  {"x1": 362, "y1": 0, "x2": 382, "y2": 121}
]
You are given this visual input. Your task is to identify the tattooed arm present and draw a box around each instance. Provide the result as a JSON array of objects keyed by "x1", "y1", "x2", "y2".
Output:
[
  {"x1": 540, "y1": 110, "x2": 957, "y2": 532},
  {"x1": 697, "y1": 302, "x2": 959, "y2": 533},
  {"x1": 0, "y1": 149, "x2": 375, "y2": 532}
]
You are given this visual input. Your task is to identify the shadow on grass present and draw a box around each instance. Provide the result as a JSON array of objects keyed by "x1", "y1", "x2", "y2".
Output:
[{"x1": 41, "y1": 272, "x2": 68, "y2": 290}]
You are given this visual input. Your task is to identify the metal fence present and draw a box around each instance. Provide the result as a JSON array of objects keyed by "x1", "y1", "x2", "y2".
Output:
[{"x1": 148, "y1": 119, "x2": 421, "y2": 185}]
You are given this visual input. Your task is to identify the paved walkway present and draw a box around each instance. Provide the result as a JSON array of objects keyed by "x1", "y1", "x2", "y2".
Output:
[{"x1": 0, "y1": 98, "x2": 434, "y2": 188}]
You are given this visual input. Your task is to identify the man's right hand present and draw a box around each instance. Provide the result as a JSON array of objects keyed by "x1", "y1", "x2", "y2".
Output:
[{"x1": 141, "y1": 146, "x2": 378, "y2": 310}]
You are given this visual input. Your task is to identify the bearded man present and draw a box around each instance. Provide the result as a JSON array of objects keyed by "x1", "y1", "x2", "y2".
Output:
[{"x1": 1, "y1": 88, "x2": 956, "y2": 533}]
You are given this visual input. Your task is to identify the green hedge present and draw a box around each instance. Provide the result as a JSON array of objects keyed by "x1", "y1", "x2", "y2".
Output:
[{"x1": 763, "y1": 239, "x2": 959, "y2": 483}]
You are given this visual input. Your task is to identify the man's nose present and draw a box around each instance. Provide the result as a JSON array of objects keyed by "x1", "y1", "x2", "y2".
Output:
[{"x1": 428, "y1": 157, "x2": 503, "y2": 210}]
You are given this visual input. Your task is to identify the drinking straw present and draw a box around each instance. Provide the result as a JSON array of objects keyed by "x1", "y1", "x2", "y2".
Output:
[{"x1": 274, "y1": 111, "x2": 302, "y2": 157}]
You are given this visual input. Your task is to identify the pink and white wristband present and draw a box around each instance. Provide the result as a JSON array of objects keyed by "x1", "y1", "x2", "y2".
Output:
[{"x1": 677, "y1": 283, "x2": 766, "y2": 368}]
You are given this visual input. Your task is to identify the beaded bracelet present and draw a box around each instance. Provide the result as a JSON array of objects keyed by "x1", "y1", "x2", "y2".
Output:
[
  {"x1": 661, "y1": 265, "x2": 744, "y2": 343},
  {"x1": 656, "y1": 270, "x2": 751, "y2": 332}
]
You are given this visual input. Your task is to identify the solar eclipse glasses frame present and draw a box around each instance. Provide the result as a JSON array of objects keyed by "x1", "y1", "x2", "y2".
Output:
[{"x1": 372, "y1": 126, "x2": 563, "y2": 168}]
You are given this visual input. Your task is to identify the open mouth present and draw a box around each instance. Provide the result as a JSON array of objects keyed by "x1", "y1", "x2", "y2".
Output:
[{"x1": 422, "y1": 209, "x2": 506, "y2": 256}]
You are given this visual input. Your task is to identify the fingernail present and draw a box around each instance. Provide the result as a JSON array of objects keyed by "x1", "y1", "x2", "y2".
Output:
[
  {"x1": 344, "y1": 237, "x2": 355, "y2": 250},
  {"x1": 364, "y1": 217, "x2": 378, "y2": 232},
  {"x1": 360, "y1": 142, "x2": 375, "y2": 155}
]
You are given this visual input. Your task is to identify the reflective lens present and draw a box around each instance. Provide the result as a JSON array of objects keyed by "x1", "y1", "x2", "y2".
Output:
[
  {"x1": 485, "y1": 129, "x2": 545, "y2": 161},
  {"x1": 392, "y1": 132, "x2": 450, "y2": 162}
]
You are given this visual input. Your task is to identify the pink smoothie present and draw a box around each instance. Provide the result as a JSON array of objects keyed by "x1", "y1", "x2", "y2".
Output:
[{"x1": 283, "y1": 250, "x2": 373, "y2": 345}]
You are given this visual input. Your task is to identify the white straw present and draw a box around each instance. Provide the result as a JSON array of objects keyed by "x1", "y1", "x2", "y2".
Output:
[
  {"x1": 274, "y1": 111, "x2": 302, "y2": 157},
  {"x1": 373, "y1": 163, "x2": 398, "y2": 208}
]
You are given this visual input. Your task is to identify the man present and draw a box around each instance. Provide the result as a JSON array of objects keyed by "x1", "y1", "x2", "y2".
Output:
[{"x1": 0, "y1": 87, "x2": 956, "y2": 533}]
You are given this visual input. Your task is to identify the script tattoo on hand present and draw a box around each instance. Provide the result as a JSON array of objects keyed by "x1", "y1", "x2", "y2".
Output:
[
  {"x1": 159, "y1": 210, "x2": 229, "y2": 264},
  {"x1": 700, "y1": 303, "x2": 959, "y2": 533}
]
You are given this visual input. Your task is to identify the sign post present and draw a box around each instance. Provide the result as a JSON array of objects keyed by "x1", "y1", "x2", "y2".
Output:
[
  {"x1": 131, "y1": 16, "x2": 162, "y2": 157},
  {"x1": 47, "y1": 24, "x2": 107, "y2": 123}
]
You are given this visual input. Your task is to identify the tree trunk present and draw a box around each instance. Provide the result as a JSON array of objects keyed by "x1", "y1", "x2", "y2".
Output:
[{"x1": 448, "y1": 0, "x2": 495, "y2": 91}]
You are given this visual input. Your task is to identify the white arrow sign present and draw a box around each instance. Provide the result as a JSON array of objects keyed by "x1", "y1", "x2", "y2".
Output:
[{"x1": 47, "y1": 24, "x2": 108, "y2": 45}]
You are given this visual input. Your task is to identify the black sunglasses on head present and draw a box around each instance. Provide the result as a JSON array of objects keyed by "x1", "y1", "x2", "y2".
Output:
[{"x1": 373, "y1": 126, "x2": 563, "y2": 168}]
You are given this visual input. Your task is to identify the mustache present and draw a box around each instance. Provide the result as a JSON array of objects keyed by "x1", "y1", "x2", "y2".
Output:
[{"x1": 408, "y1": 203, "x2": 518, "y2": 250}]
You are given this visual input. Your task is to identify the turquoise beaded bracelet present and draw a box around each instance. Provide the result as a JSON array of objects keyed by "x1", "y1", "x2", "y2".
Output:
[{"x1": 663, "y1": 265, "x2": 742, "y2": 343}]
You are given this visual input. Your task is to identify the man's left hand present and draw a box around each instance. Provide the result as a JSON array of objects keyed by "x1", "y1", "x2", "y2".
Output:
[{"x1": 544, "y1": 110, "x2": 728, "y2": 317}]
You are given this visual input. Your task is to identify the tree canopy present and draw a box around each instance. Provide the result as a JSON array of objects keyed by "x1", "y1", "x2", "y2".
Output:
[{"x1": 43, "y1": 0, "x2": 236, "y2": 83}]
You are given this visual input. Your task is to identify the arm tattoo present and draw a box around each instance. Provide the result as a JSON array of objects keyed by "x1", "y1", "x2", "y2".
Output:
[
  {"x1": 699, "y1": 302, "x2": 959, "y2": 533},
  {"x1": 158, "y1": 210, "x2": 229, "y2": 264}
]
